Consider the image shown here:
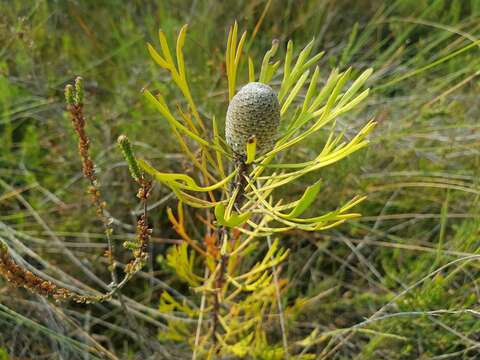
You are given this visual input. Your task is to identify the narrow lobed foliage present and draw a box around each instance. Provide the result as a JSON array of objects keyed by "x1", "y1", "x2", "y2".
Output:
[{"x1": 135, "y1": 23, "x2": 375, "y2": 358}]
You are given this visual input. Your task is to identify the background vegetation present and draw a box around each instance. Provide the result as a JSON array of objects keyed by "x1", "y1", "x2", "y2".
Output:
[{"x1": 0, "y1": 0, "x2": 479, "y2": 358}]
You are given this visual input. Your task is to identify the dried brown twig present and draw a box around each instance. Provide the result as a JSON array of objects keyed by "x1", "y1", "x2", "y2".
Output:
[
  {"x1": 65, "y1": 78, "x2": 117, "y2": 283},
  {"x1": 0, "y1": 77, "x2": 152, "y2": 304},
  {"x1": 0, "y1": 242, "x2": 89, "y2": 303}
]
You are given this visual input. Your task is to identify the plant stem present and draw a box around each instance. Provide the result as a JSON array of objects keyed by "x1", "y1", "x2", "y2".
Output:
[{"x1": 267, "y1": 234, "x2": 289, "y2": 358}]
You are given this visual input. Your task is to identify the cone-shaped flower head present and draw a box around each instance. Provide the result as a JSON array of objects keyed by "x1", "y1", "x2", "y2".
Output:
[{"x1": 226, "y1": 82, "x2": 280, "y2": 157}]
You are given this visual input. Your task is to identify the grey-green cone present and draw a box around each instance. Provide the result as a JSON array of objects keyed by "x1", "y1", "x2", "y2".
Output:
[{"x1": 226, "y1": 82, "x2": 280, "y2": 157}]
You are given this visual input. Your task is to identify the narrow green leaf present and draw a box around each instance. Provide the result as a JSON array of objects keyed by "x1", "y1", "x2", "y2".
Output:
[
  {"x1": 259, "y1": 39, "x2": 279, "y2": 83},
  {"x1": 158, "y1": 29, "x2": 175, "y2": 66},
  {"x1": 176, "y1": 24, "x2": 188, "y2": 79},
  {"x1": 281, "y1": 69, "x2": 310, "y2": 115},
  {"x1": 147, "y1": 43, "x2": 169, "y2": 68},
  {"x1": 336, "y1": 68, "x2": 373, "y2": 108},
  {"x1": 215, "y1": 203, "x2": 252, "y2": 228},
  {"x1": 226, "y1": 211, "x2": 252, "y2": 228},
  {"x1": 143, "y1": 90, "x2": 210, "y2": 146},
  {"x1": 246, "y1": 135, "x2": 257, "y2": 164},
  {"x1": 248, "y1": 57, "x2": 255, "y2": 82},
  {"x1": 214, "y1": 203, "x2": 226, "y2": 223},
  {"x1": 139, "y1": 158, "x2": 236, "y2": 192},
  {"x1": 285, "y1": 181, "x2": 322, "y2": 218}
]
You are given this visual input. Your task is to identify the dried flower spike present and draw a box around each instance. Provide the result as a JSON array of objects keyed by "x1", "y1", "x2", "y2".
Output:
[{"x1": 225, "y1": 82, "x2": 280, "y2": 158}]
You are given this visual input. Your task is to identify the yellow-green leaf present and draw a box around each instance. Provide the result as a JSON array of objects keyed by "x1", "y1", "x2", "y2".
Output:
[
  {"x1": 246, "y1": 135, "x2": 257, "y2": 164},
  {"x1": 285, "y1": 181, "x2": 321, "y2": 219},
  {"x1": 215, "y1": 203, "x2": 252, "y2": 228},
  {"x1": 143, "y1": 90, "x2": 209, "y2": 146},
  {"x1": 139, "y1": 158, "x2": 236, "y2": 192}
]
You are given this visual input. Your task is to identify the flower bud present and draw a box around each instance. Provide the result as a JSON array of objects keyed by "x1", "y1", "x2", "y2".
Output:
[
  {"x1": 74, "y1": 76, "x2": 84, "y2": 105},
  {"x1": 226, "y1": 82, "x2": 280, "y2": 157},
  {"x1": 118, "y1": 134, "x2": 141, "y2": 182},
  {"x1": 64, "y1": 84, "x2": 74, "y2": 106}
]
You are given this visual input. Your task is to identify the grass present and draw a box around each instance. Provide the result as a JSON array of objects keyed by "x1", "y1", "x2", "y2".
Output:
[{"x1": 0, "y1": 0, "x2": 479, "y2": 358}]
